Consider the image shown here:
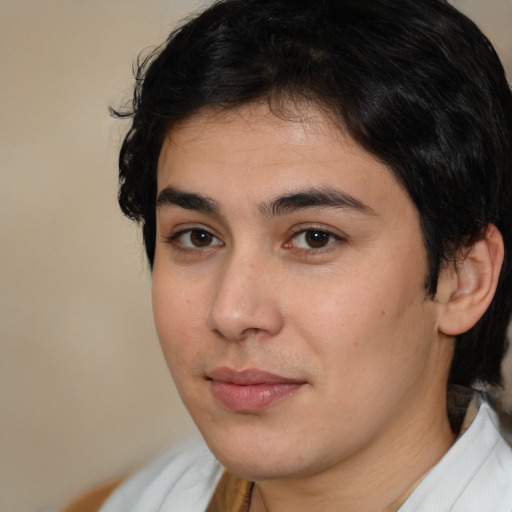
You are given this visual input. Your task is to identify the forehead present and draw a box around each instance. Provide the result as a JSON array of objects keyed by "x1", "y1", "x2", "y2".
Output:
[
  {"x1": 160, "y1": 103, "x2": 347, "y2": 165},
  {"x1": 156, "y1": 103, "x2": 415, "y2": 224}
]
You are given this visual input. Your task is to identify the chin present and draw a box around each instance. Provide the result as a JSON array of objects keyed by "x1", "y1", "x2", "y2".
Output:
[
  {"x1": 219, "y1": 455, "x2": 297, "y2": 482},
  {"x1": 202, "y1": 429, "x2": 314, "y2": 482}
]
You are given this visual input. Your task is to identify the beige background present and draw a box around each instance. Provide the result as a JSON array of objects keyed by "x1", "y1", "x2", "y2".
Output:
[{"x1": 1, "y1": 1, "x2": 511, "y2": 511}]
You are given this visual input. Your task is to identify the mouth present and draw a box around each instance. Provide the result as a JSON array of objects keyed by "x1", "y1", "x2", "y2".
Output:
[{"x1": 207, "y1": 367, "x2": 307, "y2": 412}]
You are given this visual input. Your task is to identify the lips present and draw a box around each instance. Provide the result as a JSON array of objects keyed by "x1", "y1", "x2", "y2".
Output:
[{"x1": 208, "y1": 367, "x2": 306, "y2": 412}]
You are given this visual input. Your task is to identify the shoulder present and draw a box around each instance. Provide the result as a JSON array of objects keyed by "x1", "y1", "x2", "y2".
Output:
[
  {"x1": 449, "y1": 400, "x2": 512, "y2": 510},
  {"x1": 99, "y1": 441, "x2": 224, "y2": 512},
  {"x1": 402, "y1": 396, "x2": 512, "y2": 512}
]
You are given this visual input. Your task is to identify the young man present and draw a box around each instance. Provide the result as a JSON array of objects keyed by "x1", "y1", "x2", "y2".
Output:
[{"x1": 67, "y1": 0, "x2": 512, "y2": 510}]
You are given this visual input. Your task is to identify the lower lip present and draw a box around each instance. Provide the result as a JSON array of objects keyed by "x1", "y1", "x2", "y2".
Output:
[{"x1": 210, "y1": 381, "x2": 304, "y2": 412}]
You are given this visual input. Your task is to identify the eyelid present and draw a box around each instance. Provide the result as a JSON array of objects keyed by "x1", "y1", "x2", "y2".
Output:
[{"x1": 289, "y1": 223, "x2": 347, "y2": 238}]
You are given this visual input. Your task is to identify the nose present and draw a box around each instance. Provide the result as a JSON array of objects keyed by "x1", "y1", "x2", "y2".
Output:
[{"x1": 206, "y1": 252, "x2": 284, "y2": 341}]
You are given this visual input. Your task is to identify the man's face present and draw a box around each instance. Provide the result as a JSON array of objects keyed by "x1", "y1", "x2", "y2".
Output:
[{"x1": 152, "y1": 103, "x2": 453, "y2": 482}]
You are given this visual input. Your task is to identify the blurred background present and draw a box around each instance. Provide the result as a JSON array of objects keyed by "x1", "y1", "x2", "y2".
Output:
[{"x1": 1, "y1": 1, "x2": 511, "y2": 511}]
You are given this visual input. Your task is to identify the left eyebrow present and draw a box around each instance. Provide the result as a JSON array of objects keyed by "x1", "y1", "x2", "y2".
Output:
[
  {"x1": 259, "y1": 187, "x2": 377, "y2": 218},
  {"x1": 155, "y1": 187, "x2": 220, "y2": 215}
]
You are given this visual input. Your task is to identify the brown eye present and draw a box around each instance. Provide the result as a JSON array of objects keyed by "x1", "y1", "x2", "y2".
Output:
[
  {"x1": 291, "y1": 229, "x2": 339, "y2": 250},
  {"x1": 171, "y1": 229, "x2": 223, "y2": 249},
  {"x1": 189, "y1": 230, "x2": 214, "y2": 247},
  {"x1": 304, "y1": 230, "x2": 331, "y2": 248}
]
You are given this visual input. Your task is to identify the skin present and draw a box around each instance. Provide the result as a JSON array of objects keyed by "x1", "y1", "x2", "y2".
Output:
[{"x1": 152, "y1": 103, "x2": 456, "y2": 512}]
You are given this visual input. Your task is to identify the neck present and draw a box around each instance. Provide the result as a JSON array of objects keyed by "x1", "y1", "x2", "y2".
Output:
[{"x1": 249, "y1": 389, "x2": 455, "y2": 512}]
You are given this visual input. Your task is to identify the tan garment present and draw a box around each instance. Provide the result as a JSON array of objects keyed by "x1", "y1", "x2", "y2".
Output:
[
  {"x1": 61, "y1": 478, "x2": 124, "y2": 512},
  {"x1": 206, "y1": 471, "x2": 253, "y2": 512}
]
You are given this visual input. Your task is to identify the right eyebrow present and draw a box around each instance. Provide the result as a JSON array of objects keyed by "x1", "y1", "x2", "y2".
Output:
[{"x1": 155, "y1": 187, "x2": 221, "y2": 215}]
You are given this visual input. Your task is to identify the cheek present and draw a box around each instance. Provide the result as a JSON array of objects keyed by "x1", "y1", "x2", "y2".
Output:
[
  {"x1": 291, "y1": 263, "x2": 432, "y2": 373},
  {"x1": 151, "y1": 271, "x2": 206, "y2": 377}
]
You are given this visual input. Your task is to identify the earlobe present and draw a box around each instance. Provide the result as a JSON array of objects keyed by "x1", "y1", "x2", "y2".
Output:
[{"x1": 437, "y1": 225, "x2": 504, "y2": 336}]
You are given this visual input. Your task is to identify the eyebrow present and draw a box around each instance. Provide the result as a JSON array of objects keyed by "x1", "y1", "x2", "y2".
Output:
[
  {"x1": 155, "y1": 186, "x2": 376, "y2": 218},
  {"x1": 156, "y1": 187, "x2": 220, "y2": 214},
  {"x1": 259, "y1": 187, "x2": 376, "y2": 217}
]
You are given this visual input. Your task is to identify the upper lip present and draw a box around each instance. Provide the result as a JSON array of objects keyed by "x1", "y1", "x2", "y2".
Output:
[{"x1": 208, "y1": 367, "x2": 306, "y2": 385}]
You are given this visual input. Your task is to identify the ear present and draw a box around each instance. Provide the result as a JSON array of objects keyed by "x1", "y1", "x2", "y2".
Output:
[{"x1": 436, "y1": 225, "x2": 504, "y2": 336}]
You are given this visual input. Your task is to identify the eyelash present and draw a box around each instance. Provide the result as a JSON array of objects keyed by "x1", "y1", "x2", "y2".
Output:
[{"x1": 165, "y1": 226, "x2": 345, "y2": 254}]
